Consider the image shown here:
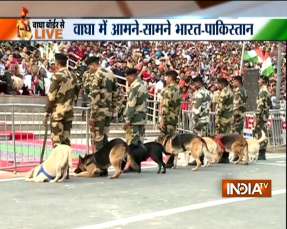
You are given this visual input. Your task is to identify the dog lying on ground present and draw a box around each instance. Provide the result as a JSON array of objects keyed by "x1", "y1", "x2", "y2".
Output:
[
  {"x1": 74, "y1": 138, "x2": 128, "y2": 179},
  {"x1": 246, "y1": 130, "x2": 267, "y2": 162},
  {"x1": 159, "y1": 133, "x2": 210, "y2": 171},
  {"x1": 215, "y1": 134, "x2": 249, "y2": 165},
  {"x1": 125, "y1": 142, "x2": 166, "y2": 174},
  {"x1": 25, "y1": 144, "x2": 72, "y2": 183}
]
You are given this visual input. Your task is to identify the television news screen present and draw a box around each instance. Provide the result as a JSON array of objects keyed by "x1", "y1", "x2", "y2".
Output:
[{"x1": 0, "y1": 1, "x2": 286, "y2": 229}]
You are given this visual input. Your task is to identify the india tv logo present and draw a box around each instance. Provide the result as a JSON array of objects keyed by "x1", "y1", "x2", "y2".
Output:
[
  {"x1": 222, "y1": 179, "x2": 272, "y2": 198},
  {"x1": 16, "y1": 7, "x2": 33, "y2": 40}
]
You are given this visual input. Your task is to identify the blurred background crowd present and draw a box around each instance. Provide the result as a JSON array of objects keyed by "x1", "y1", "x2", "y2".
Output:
[{"x1": 0, "y1": 41, "x2": 286, "y2": 109}]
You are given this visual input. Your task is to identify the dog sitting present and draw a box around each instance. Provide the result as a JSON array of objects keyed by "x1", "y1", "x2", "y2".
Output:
[
  {"x1": 124, "y1": 142, "x2": 167, "y2": 174},
  {"x1": 74, "y1": 138, "x2": 128, "y2": 179},
  {"x1": 159, "y1": 133, "x2": 210, "y2": 171},
  {"x1": 246, "y1": 130, "x2": 267, "y2": 162},
  {"x1": 215, "y1": 134, "x2": 249, "y2": 165},
  {"x1": 25, "y1": 144, "x2": 72, "y2": 183}
]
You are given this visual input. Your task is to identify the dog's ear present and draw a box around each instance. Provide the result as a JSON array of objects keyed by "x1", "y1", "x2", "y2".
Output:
[{"x1": 79, "y1": 155, "x2": 83, "y2": 161}]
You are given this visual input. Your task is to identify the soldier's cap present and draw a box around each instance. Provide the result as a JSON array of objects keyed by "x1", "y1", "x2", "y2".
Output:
[
  {"x1": 55, "y1": 53, "x2": 68, "y2": 62},
  {"x1": 259, "y1": 75, "x2": 269, "y2": 83},
  {"x1": 125, "y1": 68, "x2": 138, "y2": 77},
  {"x1": 216, "y1": 77, "x2": 229, "y2": 86},
  {"x1": 165, "y1": 70, "x2": 178, "y2": 81},
  {"x1": 232, "y1": 75, "x2": 243, "y2": 84},
  {"x1": 86, "y1": 56, "x2": 100, "y2": 66},
  {"x1": 191, "y1": 77, "x2": 204, "y2": 84}
]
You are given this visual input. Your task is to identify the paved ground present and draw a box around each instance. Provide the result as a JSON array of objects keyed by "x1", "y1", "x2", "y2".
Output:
[{"x1": 0, "y1": 153, "x2": 286, "y2": 229}]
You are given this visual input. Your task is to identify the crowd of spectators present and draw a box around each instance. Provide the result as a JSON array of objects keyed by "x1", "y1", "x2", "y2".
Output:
[{"x1": 0, "y1": 41, "x2": 286, "y2": 108}]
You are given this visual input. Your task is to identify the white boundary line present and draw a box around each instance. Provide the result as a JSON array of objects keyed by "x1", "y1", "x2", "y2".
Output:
[
  {"x1": 76, "y1": 189, "x2": 286, "y2": 229},
  {"x1": 256, "y1": 162, "x2": 286, "y2": 167},
  {"x1": 266, "y1": 154, "x2": 286, "y2": 159},
  {"x1": 0, "y1": 165, "x2": 158, "y2": 182},
  {"x1": 0, "y1": 177, "x2": 25, "y2": 182}
]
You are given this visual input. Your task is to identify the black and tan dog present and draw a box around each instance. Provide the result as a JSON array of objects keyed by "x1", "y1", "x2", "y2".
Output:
[
  {"x1": 74, "y1": 138, "x2": 128, "y2": 179},
  {"x1": 125, "y1": 142, "x2": 167, "y2": 174},
  {"x1": 159, "y1": 133, "x2": 210, "y2": 171},
  {"x1": 214, "y1": 134, "x2": 249, "y2": 165}
]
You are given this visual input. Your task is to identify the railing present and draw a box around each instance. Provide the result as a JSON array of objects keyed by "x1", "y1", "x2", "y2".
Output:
[
  {"x1": 0, "y1": 100, "x2": 285, "y2": 171},
  {"x1": 0, "y1": 104, "x2": 90, "y2": 171}
]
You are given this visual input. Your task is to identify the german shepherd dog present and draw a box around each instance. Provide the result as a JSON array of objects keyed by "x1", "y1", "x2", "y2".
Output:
[
  {"x1": 126, "y1": 142, "x2": 167, "y2": 174},
  {"x1": 215, "y1": 134, "x2": 249, "y2": 165},
  {"x1": 159, "y1": 133, "x2": 210, "y2": 171},
  {"x1": 74, "y1": 138, "x2": 128, "y2": 179}
]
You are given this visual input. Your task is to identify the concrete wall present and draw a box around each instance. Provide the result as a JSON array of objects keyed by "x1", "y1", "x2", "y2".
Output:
[{"x1": 0, "y1": 95, "x2": 48, "y2": 105}]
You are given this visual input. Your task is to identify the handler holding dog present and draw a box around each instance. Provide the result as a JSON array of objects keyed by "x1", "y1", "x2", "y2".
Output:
[
  {"x1": 84, "y1": 56, "x2": 119, "y2": 153},
  {"x1": 123, "y1": 68, "x2": 148, "y2": 146},
  {"x1": 253, "y1": 75, "x2": 272, "y2": 160},
  {"x1": 158, "y1": 70, "x2": 181, "y2": 168},
  {"x1": 45, "y1": 53, "x2": 77, "y2": 148}
]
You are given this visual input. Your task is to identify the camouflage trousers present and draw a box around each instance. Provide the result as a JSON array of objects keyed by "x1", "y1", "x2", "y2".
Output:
[
  {"x1": 215, "y1": 118, "x2": 233, "y2": 135},
  {"x1": 50, "y1": 119, "x2": 72, "y2": 147},
  {"x1": 193, "y1": 122, "x2": 209, "y2": 137},
  {"x1": 158, "y1": 123, "x2": 177, "y2": 140},
  {"x1": 253, "y1": 120, "x2": 268, "y2": 150},
  {"x1": 89, "y1": 119, "x2": 110, "y2": 153},
  {"x1": 232, "y1": 113, "x2": 244, "y2": 134},
  {"x1": 125, "y1": 125, "x2": 145, "y2": 145}
]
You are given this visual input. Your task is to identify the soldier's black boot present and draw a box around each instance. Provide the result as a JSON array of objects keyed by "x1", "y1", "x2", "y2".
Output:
[
  {"x1": 166, "y1": 155, "x2": 175, "y2": 168},
  {"x1": 258, "y1": 149, "x2": 267, "y2": 160},
  {"x1": 103, "y1": 134, "x2": 109, "y2": 146},
  {"x1": 218, "y1": 152, "x2": 230, "y2": 164},
  {"x1": 99, "y1": 169, "x2": 108, "y2": 177}
]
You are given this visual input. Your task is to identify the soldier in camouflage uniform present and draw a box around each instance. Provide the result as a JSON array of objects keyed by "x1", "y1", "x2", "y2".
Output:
[
  {"x1": 45, "y1": 53, "x2": 77, "y2": 147},
  {"x1": 84, "y1": 56, "x2": 119, "y2": 153},
  {"x1": 215, "y1": 78, "x2": 234, "y2": 135},
  {"x1": 158, "y1": 71, "x2": 181, "y2": 168},
  {"x1": 253, "y1": 76, "x2": 272, "y2": 160},
  {"x1": 232, "y1": 76, "x2": 248, "y2": 134},
  {"x1": 158, "y1": 70, "x2": 181, "y2": 138},
  {"x1": 191, "y1": 77, "x2": 211, "y2": 136},
  {"x1": 123, "y1": 68, "x2": 148, "y2": 146}
]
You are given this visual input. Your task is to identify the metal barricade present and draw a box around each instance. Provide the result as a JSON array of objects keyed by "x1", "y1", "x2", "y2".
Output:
[
  {"x1": 0, "y1": 104, "x2": 90, "y2": 171},
  {"x1": 243, "y1": 109, "x2": 286, "y2": 147}
]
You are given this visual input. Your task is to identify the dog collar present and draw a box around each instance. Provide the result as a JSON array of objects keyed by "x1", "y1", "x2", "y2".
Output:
[
  {"x1": 215, "y1": 135, "x2": 225, "y2": 152},
  {"x1": 36, "y1": 165, "x2": 55, "y2": 181}
]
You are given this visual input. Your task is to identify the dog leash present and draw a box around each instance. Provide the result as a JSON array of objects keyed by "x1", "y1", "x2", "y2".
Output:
[{"x1": 40, "y1": 115, "x2": 49, "y2": 163}]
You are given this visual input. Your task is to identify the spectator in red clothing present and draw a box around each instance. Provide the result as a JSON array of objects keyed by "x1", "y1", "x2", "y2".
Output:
[{"x1": 181, "y1": 85, "x2": 190, "y2": 111}]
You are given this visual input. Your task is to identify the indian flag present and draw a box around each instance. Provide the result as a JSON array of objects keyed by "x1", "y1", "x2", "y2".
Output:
[
  {"x1": 260, "y1": 57, "x2": 275, "y2": 78},
  {"x1": 244, "y1": 48, "x2": 267, "y2": 65},
  {"x1": 244, "y1": 50, "x2": 259, "y2": 64}
]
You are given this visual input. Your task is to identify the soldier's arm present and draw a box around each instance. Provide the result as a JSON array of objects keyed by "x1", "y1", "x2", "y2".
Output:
[
  {"x1": 161, "y1": 89, "x2": 172, "y2": 121},
  {"x1": 255, "y1": 91, "x2": 267, "y2": 120},
  {"x1": 233, "y1": 90, "x2": 240, "y2": 111},
  {"x1": 89, "y1": 76, "x2": 102, "y2": 113},
  {"x1": 125, "y1": 86, "x2": 139, "y2": 123},
  {"x1": 216, "y1": 91, "x2": 224, "y2": 116},
  {"x1": 82, "y1": 72, "x2": 91, "y2": 96},
  {"x1": 111, "y1": 75, "x2": 121, "y2": 113},
  {"x1": 46, "y1": 72, "x2": 61, "y2": 114}
]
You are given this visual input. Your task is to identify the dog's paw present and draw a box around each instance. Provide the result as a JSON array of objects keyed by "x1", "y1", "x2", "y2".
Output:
[{"x1": 192, "y1": 167, "x2": 199, "y2": 171}]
